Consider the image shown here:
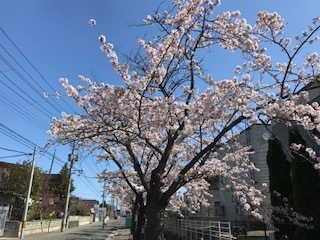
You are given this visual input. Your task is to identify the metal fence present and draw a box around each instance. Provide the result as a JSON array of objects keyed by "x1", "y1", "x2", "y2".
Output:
[
  {"x1": 231, "y1": 219, "x2": 275, "y2": 240},
  {"x1": 164, "y1": 218, "x2": 235, "y2": 240}
]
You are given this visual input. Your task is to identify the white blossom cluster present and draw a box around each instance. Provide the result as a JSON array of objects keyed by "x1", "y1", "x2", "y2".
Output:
[{"x1": 270, "y1": 191, "x2": 314, "y2": 229}]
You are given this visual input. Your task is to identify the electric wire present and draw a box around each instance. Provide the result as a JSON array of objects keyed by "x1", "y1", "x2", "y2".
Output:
[
  {"x1": 0, "y1": 91, "x2": 48, "y2": 130},
  {"x1": 79, "y1": 153, "x2": 105, "y2": 181},
  {"x1": 0, "y1": 71, "x2": 54, "y2": 119},
  {"x1": 0, "y1": 123, "x2": 65, "y2": 164},
  {"x1": 0, "y1": 27, "x2": 76, "y2": 168},
  {"x1": 76, "y1": 173, "x2": 102, "y2": 196},
  {"x1": 73, "y1": 156, "x2": 102, "y2": 195},
  {"x1": 0, "y1": 27, "x2": 77, "y2": 113},
  {"x1": 0, "y1": 52, "x2": 61, "y2": 114},
  {"x1": 73, "y1": 150, "x2": 105, "y2": 197},
  {"x1": 0, "y1": 28, "x2": 102, "y2": 196},
  {"x1": 0, "y1": 43, "x2": 66, "y2": 113},
  {"x1": 0, "y1": 127, "x2": 34, "y2": 150},
  {"x1": 77, "y1": 175, "x2": 101, "y2": 194},
  {"x1": 0, "y1": 127, "x2": 64, "y2": 167},
  {"x1": 0, "y1": 146, "x2": 33, "y2": 155},
  {"x1": 0, "y1": 154, "x2": 32, "y2": 159},
  {"x1": 88, "y1": 155, "x2": 105, "y2": 173}
]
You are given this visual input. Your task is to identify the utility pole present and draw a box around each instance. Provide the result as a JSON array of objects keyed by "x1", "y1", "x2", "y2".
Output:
[
  {"x1": 111, "y1": 196, "x2": 114, "y2": 218},
  {"x1": 61, "y1": 142, "x2": 76, "y2": 232},
  {"x1": 102, "y1": 181, "x2": 106, "y2": 222},
  {"x1": 115, "y1": 197, "x2": 119, "y2": 217},
  {"x1": 48, "y1": 149, "x2": 56, "y2": 174},
  {"x1": 20, "y1": 147, "x2": 37, "y2": 239}
]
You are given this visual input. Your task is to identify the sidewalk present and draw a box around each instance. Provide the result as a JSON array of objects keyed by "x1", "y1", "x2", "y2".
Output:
[
  {"x1": 0, "y1": 222, "x2": 132, "y2": 240},
  {"x1": 106, "y1": 227, "x2": 132, "y2": 240}
]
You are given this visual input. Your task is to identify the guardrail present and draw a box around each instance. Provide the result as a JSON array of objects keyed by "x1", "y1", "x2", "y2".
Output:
[{"x1": 164, "y1": 218, "x2": 236, "y2": 240}]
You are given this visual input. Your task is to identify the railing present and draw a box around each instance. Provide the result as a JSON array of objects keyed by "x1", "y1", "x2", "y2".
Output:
[{"x1": 164, "y1": 218, "x2": 236, "y2": 240}]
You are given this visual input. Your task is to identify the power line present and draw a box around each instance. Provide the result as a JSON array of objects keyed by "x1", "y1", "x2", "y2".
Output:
[
  {"x1": 0, "y1": 27, "x2": 79, "y2": 169},
  {"x1": 0, "y1": 43, "x2": 66, "y2": 113},
  {"x1": 0, "y1": 28, "x2": 103, "y2": 199},
  {"x1": 0, "y1": 28, "x2": 101, "y2": 200},
  {"x1": 0, "y1": 154, "x2": 31, "y2": 159},
  {"x1": 0, "y1": 27, "x2": 77, "y2": 113},
  {"x1": 78, "y1": 152, "x2": 106, "y2": 185},
  {"x1": 0, "y1": 52, "x2": 62, "y2": 114},
  {"x1": 0, "y1": 71, "x2": 55, "y2": 119},
  {"x1": 0, "y1": 123, "x2": 65, "y2": 164},
  {"x1": 0, "y1": 91, "x2": 48, "y2": 130},
  {"x1": 76, "y1": 174, "x2": 102, "y2": 196},
  {"x1": 0, "y1": 146, "x2": 32, "y2": 155},
  {"x1": 0, "y1": 127, "x2": 34, "y2": 150},
  {"x1": 0, "y1": 27, "x2": 79, "y2": 133},
  {"x1": 74, "y1": 150, "x2": 105, "y2": 196}
]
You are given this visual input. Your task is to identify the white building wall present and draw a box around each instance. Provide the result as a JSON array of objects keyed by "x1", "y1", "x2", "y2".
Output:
[
  {"x1": 238, "y1": 124, "x2": 272, "y2": 220},
  {"x1": 190, "y1": 124, "x2": 272, "y2": 222}
]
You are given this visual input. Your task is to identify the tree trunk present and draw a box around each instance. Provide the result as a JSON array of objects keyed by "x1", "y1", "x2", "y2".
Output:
[
  {"x1": 131, "y1": 200, "x2": 138, "y2": 239},
  {"x1": 131, "y1": 195, "x2": 146, "y2": 240},
  {"x1": 144, "y1": 197, "x2": 165, "y2": 240},
  {"x1": 135, "y1": 203, "x2": 146, "y2": 240}
]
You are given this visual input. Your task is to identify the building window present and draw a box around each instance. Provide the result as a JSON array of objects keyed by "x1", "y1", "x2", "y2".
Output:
[
  {"x1": 232, "y1": 195, "x2": 240, "y2": 203},
  {"x1": 214, "y1": 202, "x2": 225, "y2": 216},
  {"x1": 235, "y1": 206, "x2": 243, "y2": 215},
  {"x1": 250, "y1": 170, "x2": 257, "y2": 183}
]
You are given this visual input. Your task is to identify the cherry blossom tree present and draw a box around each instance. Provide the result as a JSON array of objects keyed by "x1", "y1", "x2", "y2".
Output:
[
  {"x1": 49, "y1": 1, "x2": 320, "y2": 239},
  {"x1": 98, "y1": 169, "x2": 146, "y2": 240}
]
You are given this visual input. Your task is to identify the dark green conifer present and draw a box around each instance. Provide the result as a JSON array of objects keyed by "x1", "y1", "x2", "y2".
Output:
[
  {"x1": 267, "y1": 137, "x2": 293, "y2": 239},
  {"x1": 290, "y1": 128, "x2": 320, "y2": 240}
]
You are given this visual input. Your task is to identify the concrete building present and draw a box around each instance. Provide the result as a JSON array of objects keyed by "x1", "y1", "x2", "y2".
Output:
[
  {"x1": 187, "y1": 124, "x2": 272, "y2": 223},
  {"x1": 190, "y1": 82, "x2": 320, "y2": 225}
]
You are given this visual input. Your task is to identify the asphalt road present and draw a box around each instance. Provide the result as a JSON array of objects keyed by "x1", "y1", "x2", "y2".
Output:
[{"x1": 3, "y1": 218, "x2": 127, "y2": 240}]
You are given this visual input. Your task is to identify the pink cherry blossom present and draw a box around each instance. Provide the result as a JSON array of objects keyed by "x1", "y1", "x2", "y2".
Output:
[{"x1": 50, "y1": 1, "x2": 320, "y2": 239}]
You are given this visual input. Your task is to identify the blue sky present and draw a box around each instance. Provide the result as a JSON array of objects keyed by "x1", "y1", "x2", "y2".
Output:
[{"x1": 0, "y1": 0, "x2": 319, "y2": 202}]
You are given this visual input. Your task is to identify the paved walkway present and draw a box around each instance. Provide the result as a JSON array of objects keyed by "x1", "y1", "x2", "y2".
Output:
[
  {"x1": 106, "y1": 227, "x2": 132, "y2": 240},
  {"x1": 0, "y1": 220, "x2": 132, "y2": 240}
]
